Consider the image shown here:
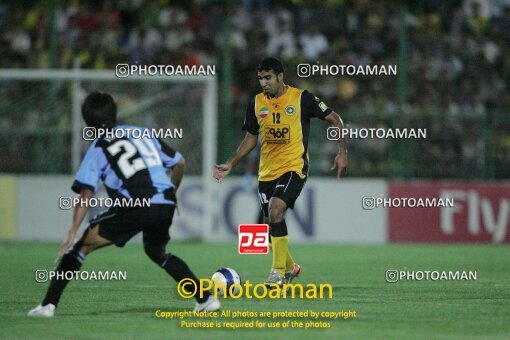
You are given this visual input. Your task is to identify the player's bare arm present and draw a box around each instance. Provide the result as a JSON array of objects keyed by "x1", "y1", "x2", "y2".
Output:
[
  {"x1": 56, "y1": 188, "x2": 94, "y2": 261},
  {"x1": 170, "y1": 157, "x2": 185, "y2": 215},
  {"x1": 325, "y1": 111, "x2": 348, "y2": 179},
  {"x1": 171, "y1": 157, "x2": 185, "y2": 192},
  {"x1": 214, "y1": 132, "x2": 258, "y2": 183}
]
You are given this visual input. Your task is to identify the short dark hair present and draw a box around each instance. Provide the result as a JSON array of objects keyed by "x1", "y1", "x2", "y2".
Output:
[
  {"x1": 81, "y1": 92, "x2": 117, "y2": 128},
  {"x1": 257, "y1": 57, "x2": 284, "y2": 75}
]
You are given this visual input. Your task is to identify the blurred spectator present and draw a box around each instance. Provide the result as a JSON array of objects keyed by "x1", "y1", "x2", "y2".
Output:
[
  {"x1": 267, "y1": 20, "x2": 297, "y2": 59},
  {"x1": 0, "y1": 0, "x2": 508, "y2": 178},
  {"x1": 299, "y1": 24, "x2": 329, "y2": 60},
  {"x1": 466, "y1": 2, "x2": 490, "y2": 36}
]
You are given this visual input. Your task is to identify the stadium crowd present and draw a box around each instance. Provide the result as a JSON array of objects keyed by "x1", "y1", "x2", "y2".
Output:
[{"x1": 0, "y1": 0, "x2": 508, "y2": 178}]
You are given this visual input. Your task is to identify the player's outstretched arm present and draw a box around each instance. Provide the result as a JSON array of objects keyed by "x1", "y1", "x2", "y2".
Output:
[
  {"x1": 171, "y1": 157, "x2": 185, "y2": 192},
  {"x1": 56, "y1": 188, "x2": 94, "y2": 261},
  {"x1": 170, "y1": 157, "x2": 185, "y2": 215},
  {"x1": 214, "y1": 132, "x2": 258, "y2": 183},
  {"x1": 325, "y1": 112, "x2": 348, "y2": 179}
]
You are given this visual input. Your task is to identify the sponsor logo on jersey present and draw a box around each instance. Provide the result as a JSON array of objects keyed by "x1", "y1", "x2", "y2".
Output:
[
  {"x1": 285, "y1": 105, "x2": 295, "y2": 115},
  {"x1": 264, "y1": 125, "x2": 290, "y2": 144}
]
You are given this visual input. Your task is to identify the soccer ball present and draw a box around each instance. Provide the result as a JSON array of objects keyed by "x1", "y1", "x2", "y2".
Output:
[{"x1": 211, "y1": 268, "x2": 242, "y2": 296}]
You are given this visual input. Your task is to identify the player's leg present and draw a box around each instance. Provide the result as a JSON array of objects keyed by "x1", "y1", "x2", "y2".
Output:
[
  {"x1": 29, "y1": 206, "x2": 146, "y2": 317},
  {"x1": 28, "y1": 225, "x2": 112, "y2": 317},
  {"x1": 265, "y1": 215, "x2": 296, "y2": 275},
  {"x1": 267, "y1": 196, "x2": 289, "y2": 279},
  {"x1": 259, "y1": 178, "x2": 292, "y2": 286},
  {"x1": 265, "y1": 172, "x2": 306, "y2": 286},
  {"x1": 142, "y1": 204, "x2": 219, "y2": 311}
]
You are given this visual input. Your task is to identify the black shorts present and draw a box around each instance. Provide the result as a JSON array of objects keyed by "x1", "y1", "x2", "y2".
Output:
[
  {"x1": 88, "y1": 204, "x2": 175, "y2": 247},
  {"x1": 258, "y1": 171, "x2": 306, "y2": 217}
]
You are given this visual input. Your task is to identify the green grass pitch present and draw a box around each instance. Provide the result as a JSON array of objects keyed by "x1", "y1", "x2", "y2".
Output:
[{"x1": 1, "y1": 240, "x2": 509, "y2": 339}]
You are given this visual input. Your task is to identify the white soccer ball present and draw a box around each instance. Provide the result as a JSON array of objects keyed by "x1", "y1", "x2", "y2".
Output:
[{"x1": 211, "y1": 268, "x2": 242, "y2": 296}]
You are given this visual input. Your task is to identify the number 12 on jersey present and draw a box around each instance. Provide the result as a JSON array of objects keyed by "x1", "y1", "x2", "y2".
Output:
[{"x1": 272, "y1": 112, "x2": 280, "y2": 124}]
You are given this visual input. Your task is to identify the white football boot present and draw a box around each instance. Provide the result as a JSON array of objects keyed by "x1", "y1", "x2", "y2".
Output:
[
  {"x1": 194, "y1": 295, "x2": 220, "y2": 312},
  {"x1": 27, "y1": 304, "x2": 55, "y2": 317},
  {"x1": 284, "y1": 263, "x2": 301, "y2": 284}
]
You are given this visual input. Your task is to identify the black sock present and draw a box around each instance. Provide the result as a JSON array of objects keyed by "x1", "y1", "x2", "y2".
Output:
[
  {"x1": 42, "y1": 249, "x2": 84, "y2": 306},
  {"x1": 161, "y1": 254, "x2": 210, "y2": 303},
  {"x1": 270, "y1": 220, "x2": 288, "y2": 237}
]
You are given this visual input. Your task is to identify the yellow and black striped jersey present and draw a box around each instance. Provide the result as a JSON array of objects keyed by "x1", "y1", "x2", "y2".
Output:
[{"x1": 242, "y1": 86, "x2": 332, "y2": 181}]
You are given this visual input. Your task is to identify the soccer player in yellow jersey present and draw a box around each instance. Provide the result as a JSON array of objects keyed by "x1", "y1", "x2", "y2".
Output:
[{"x1": 214, "y1": 57, "x2": 347, "y2": 287}]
